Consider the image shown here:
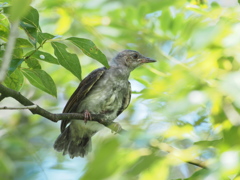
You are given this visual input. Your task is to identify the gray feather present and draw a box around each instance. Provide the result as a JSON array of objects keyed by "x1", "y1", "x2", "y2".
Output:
[{"x1": 54, "y1": 50, "x2": 156, "y2": 158}]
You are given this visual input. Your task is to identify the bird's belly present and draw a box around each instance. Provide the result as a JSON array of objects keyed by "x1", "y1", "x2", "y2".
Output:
[
  {"x1": 77, "y1": 86, "x2": 126, "y2": 121},
  {"x1": 72, "y1": 120, "x2": 105, "y2": 133}
]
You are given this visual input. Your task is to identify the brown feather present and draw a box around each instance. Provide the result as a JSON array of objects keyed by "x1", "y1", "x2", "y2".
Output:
[{"x1": 60, "y1": 67, "x2": 106, "y2": 132}]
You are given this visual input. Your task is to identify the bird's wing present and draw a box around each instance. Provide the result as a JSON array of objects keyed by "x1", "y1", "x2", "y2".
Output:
[
  {"x1": 117, "y1": 82, "x2": 131, "y2": 116},
  {"x1": 61, "y1": 67, "x2": 106, "y2": 132}
]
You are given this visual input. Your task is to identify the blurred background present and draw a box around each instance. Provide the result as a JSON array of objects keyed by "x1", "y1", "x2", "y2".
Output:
[{"x1": 1, "y1": 0, "x2": 240, "y2": 179}]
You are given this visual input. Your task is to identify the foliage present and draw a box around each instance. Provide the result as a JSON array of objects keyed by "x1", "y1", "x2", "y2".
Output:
[
  {"x1": 0, "y1": 5, "x2": 109, "y2": 96},
  {"x1": 1, "y1": 0, "x2": 240, "y2": 180}
]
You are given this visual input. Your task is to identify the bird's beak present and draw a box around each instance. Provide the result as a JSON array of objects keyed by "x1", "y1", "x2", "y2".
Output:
[{"x1": 139, "y1": 57, "x2": 156, "y2": 63}]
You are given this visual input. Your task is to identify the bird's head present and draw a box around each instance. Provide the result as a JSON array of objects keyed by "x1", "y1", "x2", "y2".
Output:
[{"x1": 110, "y1": 50, "x2": 156, "y2": 71}]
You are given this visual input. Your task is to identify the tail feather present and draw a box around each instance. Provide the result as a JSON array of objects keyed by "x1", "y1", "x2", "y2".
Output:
[{"x1": 54, "y1": 126, "x2": 92, "y2": 158}]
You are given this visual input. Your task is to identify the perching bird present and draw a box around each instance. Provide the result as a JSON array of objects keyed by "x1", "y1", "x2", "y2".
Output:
[{"x1": 54, "y1": 49, "x2": 156, "y2": 158}]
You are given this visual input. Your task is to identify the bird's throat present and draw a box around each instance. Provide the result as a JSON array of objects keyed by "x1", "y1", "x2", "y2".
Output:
[{"x1": 109, "y1": 66, "x2": 131, "y2": 80}]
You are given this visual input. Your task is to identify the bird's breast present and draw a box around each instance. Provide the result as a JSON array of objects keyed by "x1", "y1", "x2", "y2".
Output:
[{"x1": 76, "y1": 69, "x2": 129, "y2": 121}]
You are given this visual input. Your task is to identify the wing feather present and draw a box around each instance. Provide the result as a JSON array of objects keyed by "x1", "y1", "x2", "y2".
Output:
[
  {"x1": 61, "y1": 67, "x2": 106, "y2": 132},
  {"x1": 117, "y1": 82, "x2": 131, "y2": 116}
]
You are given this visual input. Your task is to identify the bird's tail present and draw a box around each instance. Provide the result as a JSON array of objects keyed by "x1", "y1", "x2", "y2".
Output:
[{"x1": 53, "y1": 126, "x2": 92, "y2": 158}]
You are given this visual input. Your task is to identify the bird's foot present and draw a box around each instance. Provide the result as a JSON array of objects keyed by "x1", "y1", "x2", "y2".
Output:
[
  {"x1": 110, "y1": 122, "x2": 122, "y2": 134},
  {"x1": 84, "y1": 110, "x2": 92, "y2": 124}
]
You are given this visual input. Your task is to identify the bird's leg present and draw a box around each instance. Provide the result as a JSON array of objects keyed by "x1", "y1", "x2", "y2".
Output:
[{"x1": 84, "y1": 110, "x2": 92, "y2": 124}]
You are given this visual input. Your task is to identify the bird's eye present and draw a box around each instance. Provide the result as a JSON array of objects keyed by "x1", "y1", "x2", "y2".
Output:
[{"x1": 133, "y1": 53, "x2": 139, "y2": 59}]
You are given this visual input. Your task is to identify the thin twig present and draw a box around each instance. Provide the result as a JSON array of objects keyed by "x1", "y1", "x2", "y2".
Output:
[
  {"x1": 159, "y1": 49, "x2": 190, "y2": 70},
  {"x1": 0, "y1": 105, "x2": 38, "y2": 110},
  {"x1": 0, "y1": 20, "x2": 20, "y2": 83},
  {"x1": 24, "y1": 39, "x2": 47, "y2": 60},
  {"x1": 158, "y1": 142, "x2": 208, "y2": 169}
]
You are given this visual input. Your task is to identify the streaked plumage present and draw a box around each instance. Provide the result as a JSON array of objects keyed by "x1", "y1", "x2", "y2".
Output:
[{"x1": 54, "y1": 50, "x2": 156, "y2": 158}]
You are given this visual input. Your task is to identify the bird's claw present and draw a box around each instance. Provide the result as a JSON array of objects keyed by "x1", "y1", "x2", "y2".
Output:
[{"x1": 84, "y1": 110, "x2": 92, "y2": 124}]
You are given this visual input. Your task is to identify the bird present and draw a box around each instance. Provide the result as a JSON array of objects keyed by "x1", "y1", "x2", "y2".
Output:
[{"x1": 54, "y1": 49, "x2": 156, "y2": 158}]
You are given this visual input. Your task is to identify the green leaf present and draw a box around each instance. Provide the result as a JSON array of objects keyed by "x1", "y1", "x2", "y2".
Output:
[
  {"x1": 160, "y1": 9, "x2": 172, "y2": 33},
  {"x1": 15, "y1": 38, "x2": 33, "y2": 48},
  {"x1": 194, "y1": 139, "x2": 223, "y2": 147},
  {"x1": 3, "y1": 69, "x2": 24, "y2": 91},
  {"x1": 0, "y1": 13, "x2": 10, "y2": 41},
  {"x1": 25, "y1": 50, "x2": 59, "y2": 64},
  {"x1": 51, "y1": 42, "x2": 81, "y2": 80},
  {"x1": 25, "y1": 58, "x2": 41, "y2": 69},
  {"x1": 10, "y1": 0, "x2": 31, "y2": 21},
  {"x1": 21, "y1": 69, "x2": 57, "y2": 97},
  {"x1": 184, "y1": 169, "x2": 209, "y2": 180},
  {"x1": 8, "y1": 59, "x2": 24, "y2": 74},
  {"x1": 0, "y1": 50, "x2": 4, "y2": 59},
  {"x1": 12, "y1": 48, "x2": 23, "y2": 59},
  {"x1": 20, "y1": 7, "x2": 40, "y2": 47},
  {"x1": 21, "y1": 6, "x2": 40, "y2": 29},
  {"x1": 125, "y1": 154, "x2": 159, "y2": 176},
  {"x1": 134, "y1": 77, "x2": 149, "y2": 87},
  {"x1": 37, "y1": 32, "x2": 55, "y2": 45},
  {"x1": 67, "y1": 37, "x2": 109, "y2": 68},
  {"x1": 81, "y1": 137, "x2": 120, "y2": 180}
]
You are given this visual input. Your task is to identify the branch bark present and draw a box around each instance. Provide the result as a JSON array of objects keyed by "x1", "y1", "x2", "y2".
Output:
[
  {"x1": 0, "y1": 105, "x2": 38, "y2": 110},
  {"x1": 0, "y1": 84, "x2": 208, "y2": 169},
  {"x1": 0, "y1": 84, "x2": 123, "y2": 132},
  {"x1": 0, "y1": 94, "x2": 6, "y2": 101}
]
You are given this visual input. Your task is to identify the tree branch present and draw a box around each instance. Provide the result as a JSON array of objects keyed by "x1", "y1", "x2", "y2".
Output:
[
  {"x1": 0, "y1": 105, "x2": 38, "y2": 110},
  {"x1": 0, "y1": 94, "x2": 7, "y2": 101},
  {"x1": 157, "y1": 142, "x2": 208, "y2": 169},
  {"x1": 0, "y1": 84, "x2": 123, "y2": 133},
  {"x1": 0, "y1": 84, "x2": 208, "y2": 169}
]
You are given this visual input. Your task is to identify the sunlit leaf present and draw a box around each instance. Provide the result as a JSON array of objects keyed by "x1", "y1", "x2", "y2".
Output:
[
  {"x1": 222, "y1": 126, "x2": 240, "y2": 147},
  {"x1": 25, "y1": 50, "x2": 59, "y2": 64},
  {"x1": 3, "y1": 69, "x2": 24, "y2": 91},
  {"x1": 20, "y1": 6, "x2": 40, "y2": 47},
  {"x1": 194, "y1": 139, "x2": 223, "y2": 148},
  {"x1": 160, "y1": 9, "x2": 172, "y2": 33},
  {"x1": 51, "y1": 41, "x2": 81, "y2": 80},
  {"x1": 67, "y1": 37, "x2": 109, "y2": 68},
  {"x1": 8, "y1": 59, "x2": 24, "y2": 74},
  {"x1": 12, "y1": 48, "x2": 23, "y2": 59},
  {"x1": 55, "y1": 8, "x2": 72, "y2": 34},
  {"x1": 37, "y1": 32, "x2": 55, "y2": 44},
  {"x1": 184, "y1": 169, "x2": 209, "y2": 180},
  {"x1": 0, "y1": 13, "x2": 10, "y2": 41},
  {"x1": 15, "y1": 38, "x2": 33, "y2": 48},
  {"x1": 81, "y1": 137, "x2": 120, "y2": 180},
  {"x1": 25, "y1": 57, "x2": 41, "y2": 69},
  {"x1": 10, "y1": 0, "x2": 31, "y2": 21},
  {"x1": 21, "y1": 68, "x2": 57, "y2": 97},
  {"x1": 125, "y1": 153, "x2": 159, "y2": 176}
]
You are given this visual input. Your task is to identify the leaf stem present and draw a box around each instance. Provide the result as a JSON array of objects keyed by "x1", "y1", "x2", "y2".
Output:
[{"x1": 24, "y1": 39, "x2": 47, "y2": 60}]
